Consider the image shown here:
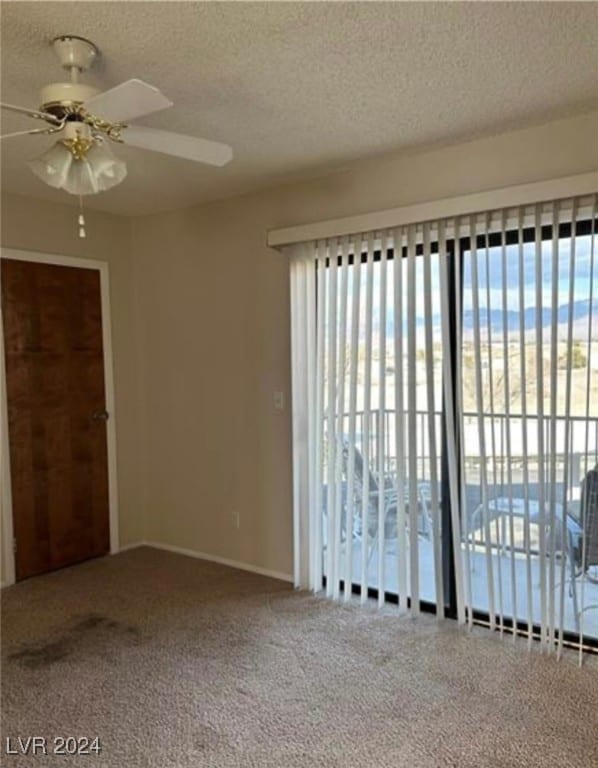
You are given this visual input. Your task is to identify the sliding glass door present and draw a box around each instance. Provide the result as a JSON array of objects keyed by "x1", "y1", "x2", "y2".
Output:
[
  {"x1": 317, "y1": 202, "x2": 598, "y2": 648},
  {"x1": 321, "y1": 242, "x2": 445, "y2": 611},
  {"x1": 461, "y1": 218, "x2": 598, "y2": 644}
]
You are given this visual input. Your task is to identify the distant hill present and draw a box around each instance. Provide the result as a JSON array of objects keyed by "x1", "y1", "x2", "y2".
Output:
[
  {"x1": 374, "y1": 298, "x2": 598, "y2": 341},
  {"x1": 460, "y1": 299, "x2": 598, "y2": 333},
  {"x1": 459, "y1": 299, "x2": 598, "y2": 341}
]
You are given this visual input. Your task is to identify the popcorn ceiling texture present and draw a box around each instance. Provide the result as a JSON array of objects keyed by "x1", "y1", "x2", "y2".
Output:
[
  {"x1": 1, "y1": 2, "x2": 598, "y2": 215},
  {"x1": 2, "y1": 547, "x2": 597, "y2": 767}
]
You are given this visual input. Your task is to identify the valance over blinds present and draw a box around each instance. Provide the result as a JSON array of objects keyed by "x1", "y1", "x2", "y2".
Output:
[{"x1": 288, "y1": 193, "x2": 598, "y2": 662}]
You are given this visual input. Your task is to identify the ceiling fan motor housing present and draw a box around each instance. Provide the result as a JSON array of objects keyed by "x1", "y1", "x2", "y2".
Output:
[{"x1": 40, "y1": 82, "x2": 99, "y2": 118}]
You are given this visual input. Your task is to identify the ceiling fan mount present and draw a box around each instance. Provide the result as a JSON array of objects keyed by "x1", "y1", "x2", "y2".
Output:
[{"x1": 52, "y1": 35, "x2": 99, "y2": 73}]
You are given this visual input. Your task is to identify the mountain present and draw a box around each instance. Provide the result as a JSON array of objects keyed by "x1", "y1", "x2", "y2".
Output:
[
  {"x1": 375, "y1": 299, "x2": 598, "y2": 341},
  {"x1": 460, "y1": 299, "x2": 598, "y2": 334},
  {"x1": 463, "y1": 299, "x2": 598, "y2": 339}
]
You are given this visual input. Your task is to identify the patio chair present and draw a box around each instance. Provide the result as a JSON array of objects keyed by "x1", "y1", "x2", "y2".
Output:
[
  {"x1": 322, "y1": 437, "x2": 435, "y2": 564},
  {"x1": 568, "y1": 466, "x2": 598, "y2": 630},
  {"x1": 339, "y1": 438, "x2": 434, "y2": 545},
  {"x1": 468, "y1": 496, "x2": 582, "y2": 587},
  {"x1": 577, "y1": 467, "x2": 598, "y2": 577},
  {"x1": 339, "y1": 438, "x2": 399, "y2": 543}
]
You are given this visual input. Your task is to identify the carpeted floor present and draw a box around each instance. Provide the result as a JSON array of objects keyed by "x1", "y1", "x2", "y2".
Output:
[{"x1": 2, "y1": 547, "x2": 597, "y2": 767}]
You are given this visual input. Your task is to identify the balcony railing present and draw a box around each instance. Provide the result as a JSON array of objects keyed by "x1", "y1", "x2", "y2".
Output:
[{"x1": 327, "y1": 409, "x2": 598, "y2": 511}]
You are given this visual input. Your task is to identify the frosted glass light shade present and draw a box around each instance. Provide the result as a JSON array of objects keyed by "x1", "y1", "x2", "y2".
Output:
[{"x1": 28, "y1": 139, "x2": 127, "y2": 196}]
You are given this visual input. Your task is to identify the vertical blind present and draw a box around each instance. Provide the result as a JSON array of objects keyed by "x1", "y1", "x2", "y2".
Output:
[{"x1": 289, "y1": 194, "x2": 598, "y2": 661}]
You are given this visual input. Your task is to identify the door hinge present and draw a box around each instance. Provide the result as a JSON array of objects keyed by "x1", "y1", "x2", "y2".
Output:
[{"x1": 13, "y1": 537, "x2": 17, "y2": 553}]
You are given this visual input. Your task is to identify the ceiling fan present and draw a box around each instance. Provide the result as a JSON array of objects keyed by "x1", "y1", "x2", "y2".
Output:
[{"x1": 0, "y1": 35, "x2": 233, "y2": 199}]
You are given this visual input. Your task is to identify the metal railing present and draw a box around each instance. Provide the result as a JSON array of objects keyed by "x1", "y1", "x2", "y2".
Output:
[{"x1": 327, "y1": 409, "x2": 598, "y2": 508}]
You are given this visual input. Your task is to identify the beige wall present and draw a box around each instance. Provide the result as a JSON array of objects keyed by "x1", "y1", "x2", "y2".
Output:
[
  {"x1": 3, "y1": 109, "x2": 598, "y2": 583},
  {"x1": 1, "y1": 193, "x2": 144, "y2": 584},
  {"x1": 131, "y1": 200, "x2": 293, "y2": 575}
]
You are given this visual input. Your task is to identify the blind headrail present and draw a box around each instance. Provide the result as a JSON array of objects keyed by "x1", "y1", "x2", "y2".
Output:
[{"x1": 268, "y1": 171, "x2": 598, "y2": 249}]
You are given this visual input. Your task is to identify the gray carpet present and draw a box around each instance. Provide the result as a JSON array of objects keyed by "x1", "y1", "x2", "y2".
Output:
[{"x1": 2, "y1": 546, "x2": 597, "y2": 767}]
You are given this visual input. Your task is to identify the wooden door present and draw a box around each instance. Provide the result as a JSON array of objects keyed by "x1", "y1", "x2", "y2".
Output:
[{"x1": 1, "y1": 258, "x2": 110, "y2": 580}]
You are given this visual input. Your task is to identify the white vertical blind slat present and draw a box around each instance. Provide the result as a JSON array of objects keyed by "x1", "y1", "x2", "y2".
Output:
[
  {"x1": 344, "y1": 237, "x2": 362, "y2": 602},
  {"x1": 470, "y1": 215, "x2": 496, "y2": 628},
  {"x1": 325, "y1": 238, "x2": 339, "y2": 598},
  {"x1": 305, "y1": 249, "x2": 318, "y2": 591},
  {"x1": 579, "y1": 194, "x2": 597, "y2": 664},
  {"x1": 451, "y1": 218, "x2": 470, "y2": 626},
  {"x1": 333, "y1": 237, "x2": 350, "y2": 599},
  {"x1": 516, "y1": 210, "x2": 535, "y2": 647},
  {"x1": 314, "y1": 241, "x2": 327, "y2": 592},
  {"x1": 439, "y1": 219, "x2": 466, "y2": 624},
  {"x1": 291, "y1": 255, "x2": 305, "y2": 587},
  {"x1": 534, "y1": 205, "x2": 549, "y2": 651},
  {"x1": 499, "y1": 211, "x2": 518, "y2": 637},
  {"x1": 423, "y1": 223, "x2": 444, "y2": 613},
  {"x1": 377, "y1": 236, "x2": 389, "y2": 606},
  {"x1": 393, "y1": 227, "x2": 409, "y2": 614},
  {"x1": 483, "y1": 213, "x2": 505, "y2": 634},
  {"x1": 547, "y1": 202, "x2": 561, "y2": 653},
  {"x1": 360, "y1": 234, "x2": 375, "y2": 604},
  {"x1": 290, "y1": 255, "x2": 302, "y2": 587},
  {"x1": 557, "y1": 200, "x2": 577, "y2": 659},
  {"x1": 407, "y1": 225, "x2": 419, "y2": 614}
]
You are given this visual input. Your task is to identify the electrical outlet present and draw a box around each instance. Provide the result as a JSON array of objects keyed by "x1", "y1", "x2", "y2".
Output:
[{"x1": 274, "y1": 391, "x2": 284, "y2": 411}]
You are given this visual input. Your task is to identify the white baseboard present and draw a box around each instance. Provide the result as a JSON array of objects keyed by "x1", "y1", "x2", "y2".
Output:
[
  {"x1": 2, "y1": 542, "x2": 292, "y2": 587},
  {"x1": 117, "y1": 541, "x2": 146, "y2": 553},
  {"x1": 143, "y1": 540, "x2": 293, "y2": 584}
]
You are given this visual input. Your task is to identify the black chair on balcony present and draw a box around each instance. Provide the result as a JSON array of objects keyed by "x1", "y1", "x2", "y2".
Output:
[
  {"x1": 567, "y1": 467, "x2": 598, "y2": 628},
  {"x1": 578, "y1": 467, "x2": 598, "y2": 575},
  {"x1": 560, "y1": 466, "x2": 598, "y2": 632}
]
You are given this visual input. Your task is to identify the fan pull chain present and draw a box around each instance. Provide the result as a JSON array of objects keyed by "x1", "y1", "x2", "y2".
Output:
[{"x1": 78, "y1": 196, "x2": 86, "y2": 239}]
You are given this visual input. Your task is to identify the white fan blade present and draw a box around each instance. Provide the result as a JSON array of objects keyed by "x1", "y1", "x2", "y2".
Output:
[
  {"x1": 123, "y1": 124, "x2": 233, "y2": 167},
  {"x1": 83, "y1": 79, "x2": 172, "y2": 123},
  {"x1": 1, "y1": 102, "x2": 61, "y2": 125},
  {"x1": 0, "y1": 127, "x2": 55, "y2": 140}
]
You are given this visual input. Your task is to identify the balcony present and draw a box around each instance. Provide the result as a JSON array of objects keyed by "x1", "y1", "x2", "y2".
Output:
[{"x1": 324, "y1": 409, "x2": 598, "y2": 641}]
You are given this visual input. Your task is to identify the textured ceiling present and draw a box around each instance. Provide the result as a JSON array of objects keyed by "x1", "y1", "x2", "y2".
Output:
[{"x1": 2, "y1": 1, "x2": 598, "y2": 216}]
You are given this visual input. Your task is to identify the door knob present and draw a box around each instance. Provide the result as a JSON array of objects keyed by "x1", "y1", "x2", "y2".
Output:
[{"x1": 91, "y1": 410, "x2": 109, "y2": 421}]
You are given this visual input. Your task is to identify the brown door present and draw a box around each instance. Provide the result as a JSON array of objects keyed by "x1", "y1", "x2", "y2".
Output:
[{"x1": 1, "y1": 258, "x2": 110, "y2": 580}]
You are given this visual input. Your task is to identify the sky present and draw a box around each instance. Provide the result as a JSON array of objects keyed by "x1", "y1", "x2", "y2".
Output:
[
  {"x1": 462, "y1": 235, "x2": 597, "y2": 312},
  {"x1": 338, "y1": 233, "x2": 598, "y2": 323}
]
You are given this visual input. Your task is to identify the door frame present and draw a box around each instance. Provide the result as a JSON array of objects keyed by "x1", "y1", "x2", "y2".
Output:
[{"x1": 1, "y1": 247, "x2": 120, "y2": 585}]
